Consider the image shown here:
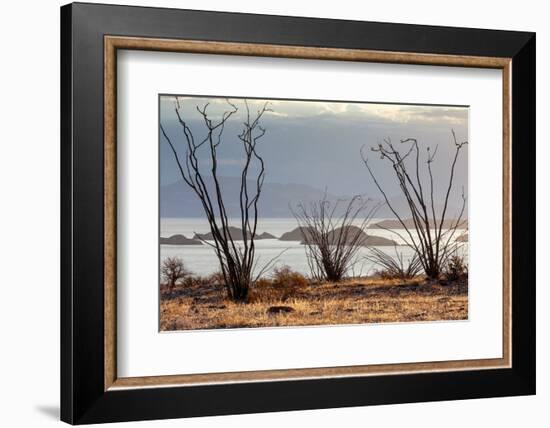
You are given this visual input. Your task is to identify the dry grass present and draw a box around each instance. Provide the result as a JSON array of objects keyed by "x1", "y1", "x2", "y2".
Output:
[{"x1": 160, "y1": 275, "x2": 468, "y2": 331}]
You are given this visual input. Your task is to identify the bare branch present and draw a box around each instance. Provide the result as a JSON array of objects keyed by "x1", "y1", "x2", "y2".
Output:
[
  {"x1": 292, "y1": 192, "x2": 380, "y2": 282},
  {"x1": 160, "y1": 98, "x2": 274, "y2": 301},
  {"x1": 362, "y1": 131, "x2": 468, "y2": 279}
]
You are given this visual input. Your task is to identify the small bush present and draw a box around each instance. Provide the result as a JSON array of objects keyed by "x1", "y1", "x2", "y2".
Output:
[
  {"x1": 247, "y1": 278, "x2": 273, "y2": 303},
  {"x1": 179, "y1": 271, "x2": 226, "y2": 289},
  {"x1": 161, "y1": 256, "x2": 191, "y2": 289},
  {"x1": 254, "y1": 277, "x2": 272, "y2": 288},
  {"x1": 272, "y1": 265, "x2": 308, "y2": 289},
  {"x1": 366, "y1": 247, "x2": 422, "y2": 280},
  {"x1": 181, "y1": 276, "x2": 196, "y2": 288},
  {"x1": 249, "y1": 266, "x2": 308, "y2": 303},
  {"x1": 373, "y1": 269, "x2": 403, "y2": 280},
  {"x1": 445, "y1": 255, "x2": 468, "y2": 281},
  {"x1": 206, "y1": 271, "x2": 226, "y2": 288}
]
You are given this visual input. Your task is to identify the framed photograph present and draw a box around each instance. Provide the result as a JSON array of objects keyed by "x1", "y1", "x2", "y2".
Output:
[{"x1": 61, "y1": 2, "x2": 535, "y2": 424}]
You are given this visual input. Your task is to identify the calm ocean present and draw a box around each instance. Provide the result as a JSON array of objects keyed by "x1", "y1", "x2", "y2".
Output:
[{"x1": 160, "y1": 218, "x2": 466, "y2": 278}]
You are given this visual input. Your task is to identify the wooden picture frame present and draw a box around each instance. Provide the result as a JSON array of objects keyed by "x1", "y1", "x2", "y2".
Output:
[{"x1": 61, "y1": 2, "x2": 535, "y2": 424}]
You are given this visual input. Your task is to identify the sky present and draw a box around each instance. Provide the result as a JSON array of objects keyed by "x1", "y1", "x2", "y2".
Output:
[{"x1": 159, "y1": 95, "x2": 468, "y2": 201}]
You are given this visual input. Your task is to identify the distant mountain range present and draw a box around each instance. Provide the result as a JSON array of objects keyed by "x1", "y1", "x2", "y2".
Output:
[
  {"x1": 160, "y1": 226, "x2": 396, "y2": 246},
  {"x1": 160, "y1": 177, "x2": 464, "y2": 219},
  {"x1": 161, "y1": 177, "x2": 339, "y2": 218}
]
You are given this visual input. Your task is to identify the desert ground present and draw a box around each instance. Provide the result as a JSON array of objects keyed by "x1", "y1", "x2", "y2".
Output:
[{"x1": 160, "y1": 275, "x2": 468, "y2": 331}]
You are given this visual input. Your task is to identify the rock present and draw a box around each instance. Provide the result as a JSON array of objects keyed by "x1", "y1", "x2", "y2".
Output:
[
  {"x1": 160, "y1": 234, "x2": 202, "y2": 245},
  {"x1": 279, "y1": 226, "x2": 314, "y2": 241},
  {"x1": 207, "y1": 305, "x2": 227, "y2": 310},
  {"x1": 194, "y1": 227, "x2": 276, "y2": 241},
  {"x1": 327, "y1": 226, "x2": 397, "y2": 246},
  {"x1": 257, "y1": 231, "x2": 277, "y2": 239},
  {"x1": 360, "y1": 234, "x2": 398, "y2": 246},
  {"x1": 194, "y1": 226, "x2": 243, "y2": 241},
  {"x1": 266, "y1": 305, "x2": 295, "y2": 315},
  {"x1": 280, "y1": 225, "x2": 396, "y2": 246}
]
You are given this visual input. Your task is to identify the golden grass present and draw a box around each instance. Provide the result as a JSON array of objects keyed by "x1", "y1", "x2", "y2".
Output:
[{"x1": 160, "y1": 276, "x2": 468, "y2": 331}]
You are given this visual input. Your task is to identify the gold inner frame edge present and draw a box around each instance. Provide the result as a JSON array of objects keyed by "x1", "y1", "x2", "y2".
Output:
[{"x1": 104, "y1": 36, "x2": 512, "y2": 391}]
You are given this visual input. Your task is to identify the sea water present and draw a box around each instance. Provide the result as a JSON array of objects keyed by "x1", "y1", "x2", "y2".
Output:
[{"x1": 160, "y1": 217, "x2": 466, "y2": 277}]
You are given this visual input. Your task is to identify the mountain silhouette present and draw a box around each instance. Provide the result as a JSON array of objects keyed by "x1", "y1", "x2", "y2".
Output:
[{"x1": 160, "y1": 177, "x2": 462, "y2": 219}]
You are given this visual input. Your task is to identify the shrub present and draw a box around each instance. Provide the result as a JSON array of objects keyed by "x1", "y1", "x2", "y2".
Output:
[
  {"x1": 254, "y1": 277, "x2": 272, "y2": 288},
  {"x1": 247, "y1": 278, "x2": 273, "y2": 303},
  {"x1": 249, "y1": 266, "x2": 308, "y2": 303},
  {"x1": 367, "y1": 247, "x2": 422, "y2": 280},
  {"x1": 444, "y1": 255, "x2": 468, "y2": 281},
  {"x1": 179, "y1": 271, "x2": 226, "y2": 289},
  {"x1": 373, "y1": 269, "x2": 403, "y2": 281},
  {"x1": 206, "y1": 271, "x2": 226, "y2": 288},
  {"x1": 161, "y1": 257, "x2": 191, "y2": 289},
  {"x1": 180, "y1": 276, "x2": 195, "y2": 288},
  {"x1": 361, "y1": 132, "x2": 468, "y2": 279},
  {"x1": 292, "y1": 194, "x2": 379, "y2": 282},
  {"x1": 271, "y1": 265, "x2": 308, "y2": 289}
]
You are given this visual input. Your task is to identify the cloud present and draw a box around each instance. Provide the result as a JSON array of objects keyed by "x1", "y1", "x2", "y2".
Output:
[
  {"x1": 361, "y1": 105, "x2": 468, "y2": 125},
  {"x1": 160, "y1": 95, "x2": 468, "y2": 130}
]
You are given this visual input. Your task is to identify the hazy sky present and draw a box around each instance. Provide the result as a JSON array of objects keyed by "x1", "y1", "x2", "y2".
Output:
[{"x1": 159, "y1": 95, "x2": 468, "y2": 200}]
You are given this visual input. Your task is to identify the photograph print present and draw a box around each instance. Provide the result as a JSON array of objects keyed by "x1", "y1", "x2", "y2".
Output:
[{"x1": 159, "y1": 95, "x2": 469, "y2": 331}]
